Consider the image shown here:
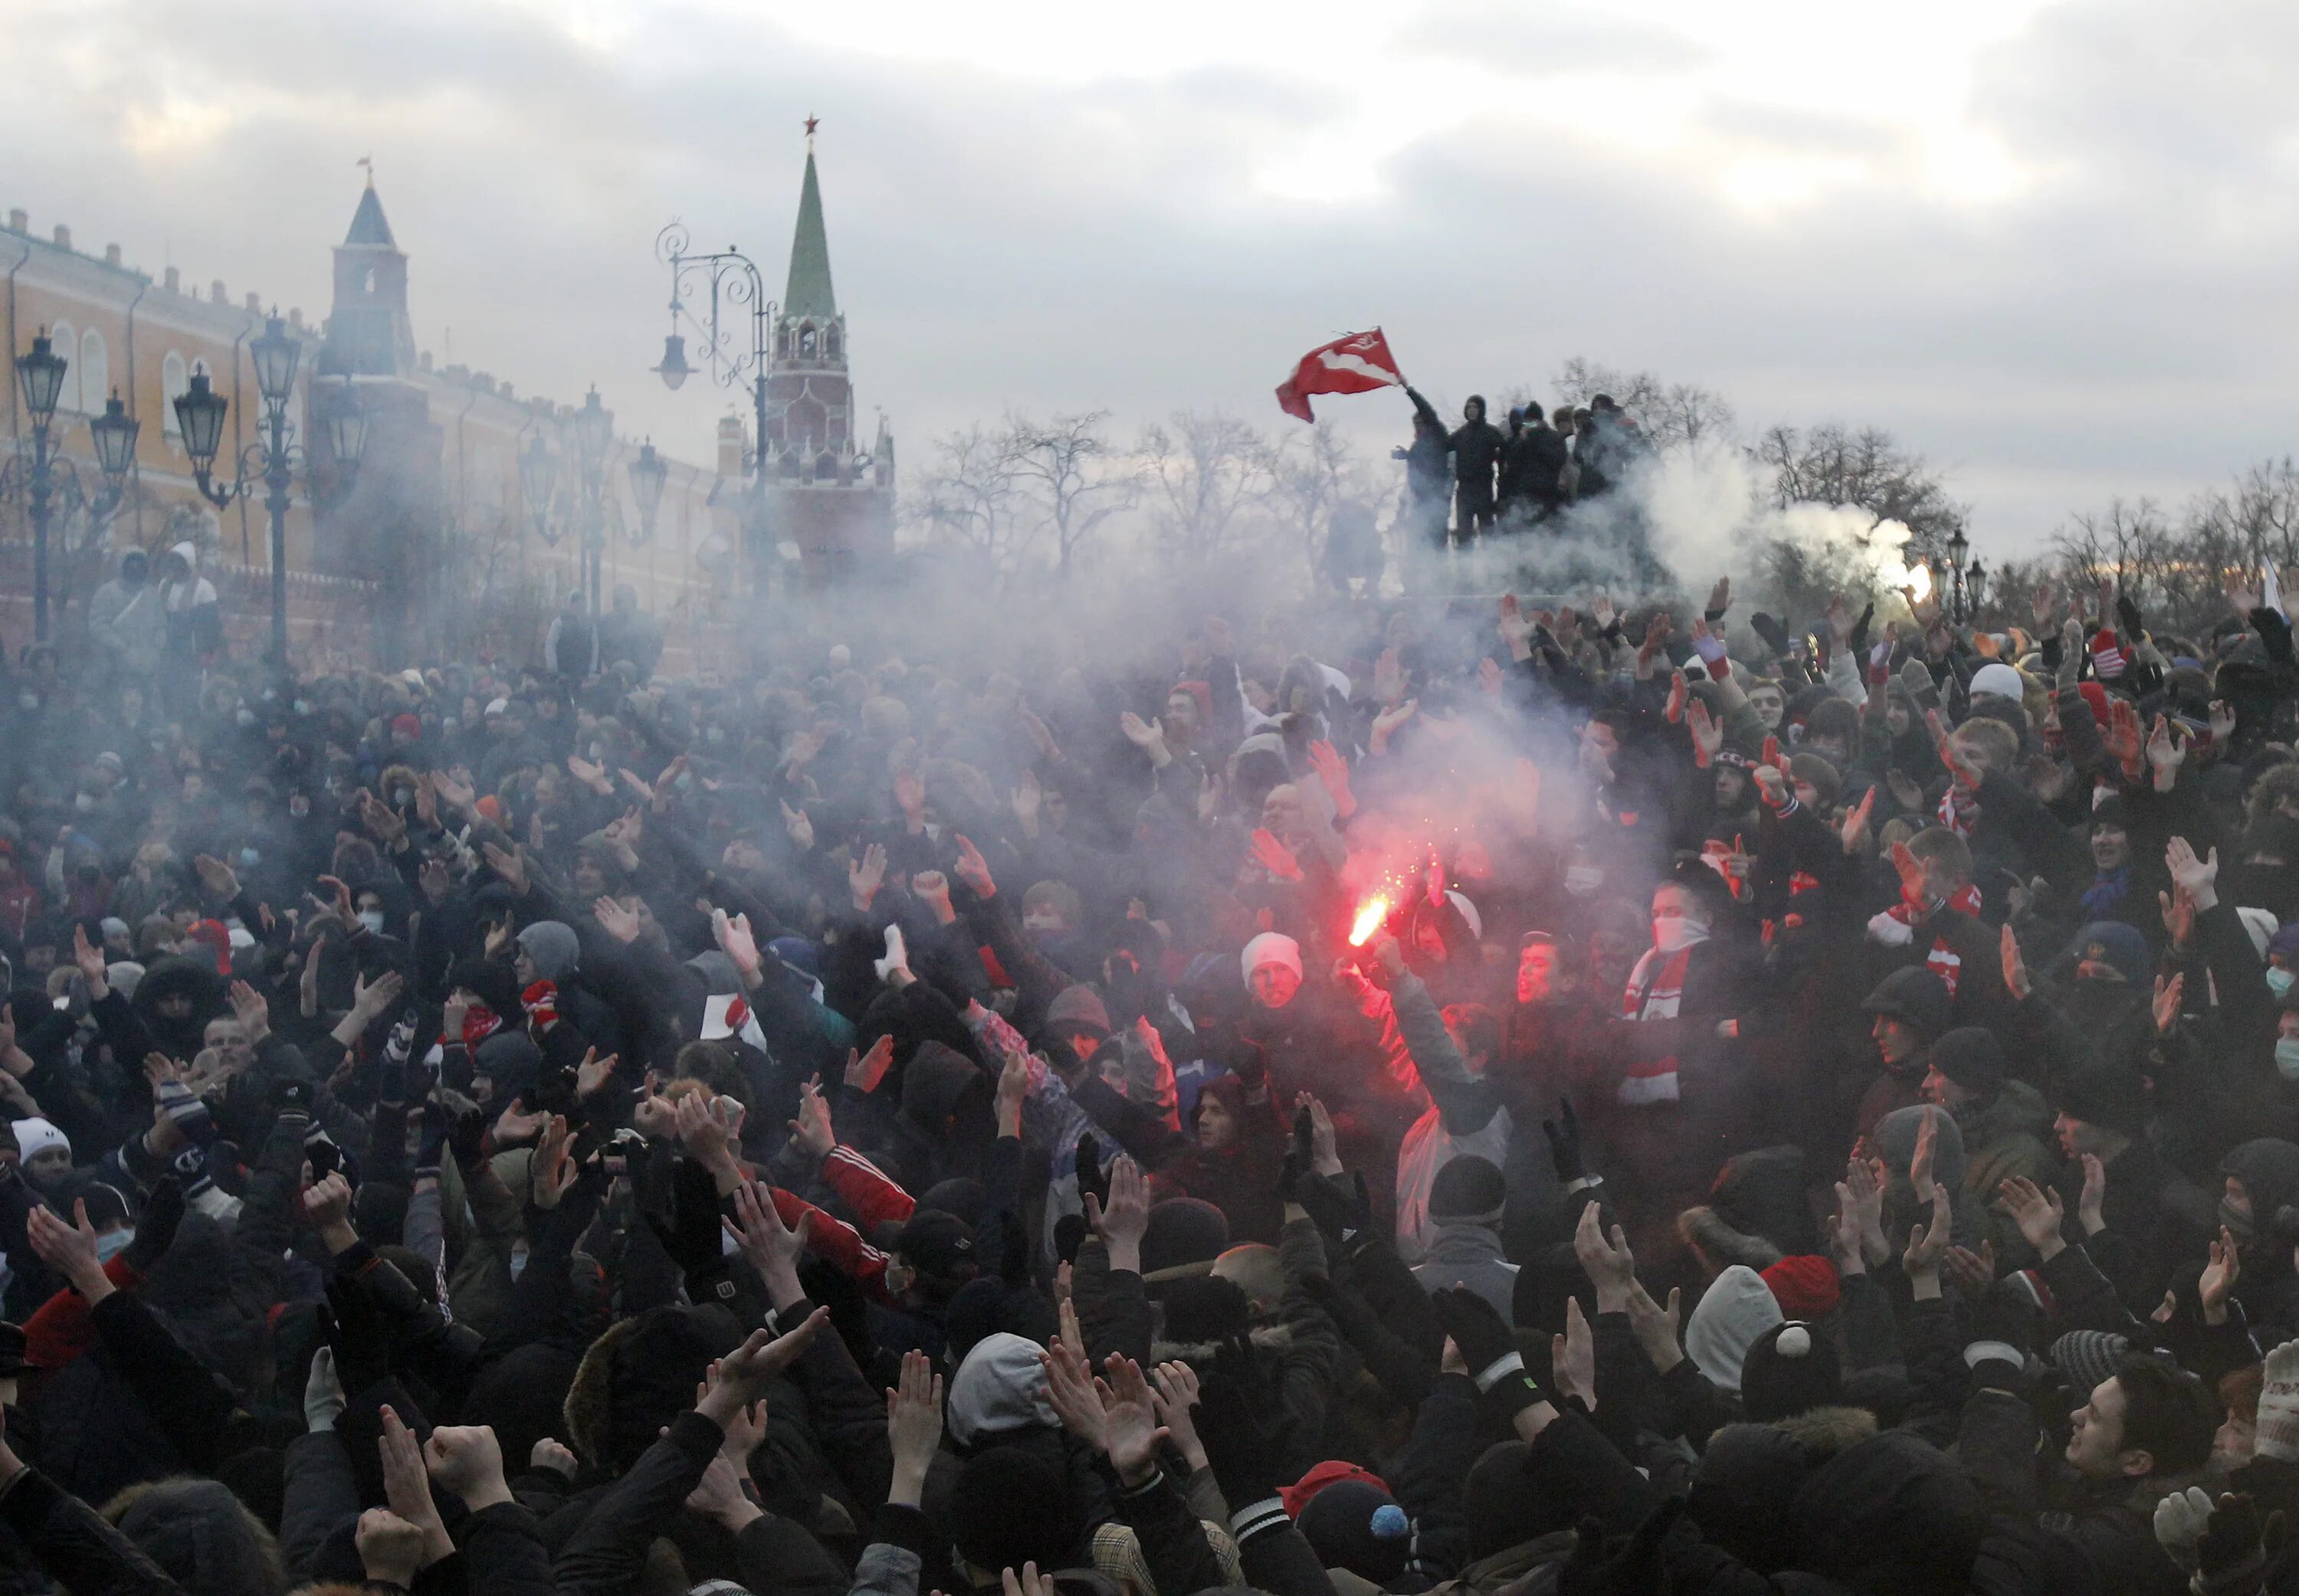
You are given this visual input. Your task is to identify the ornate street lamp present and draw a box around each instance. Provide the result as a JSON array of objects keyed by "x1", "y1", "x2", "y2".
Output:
[
  {"x1": 1946, "y1": 527, "x2": 1970, "y2": 622},
  {"x1": 9, "y1": 333, "x2": 71, "y2": 640},
  {"x1": 628, "y1": 439, "x2": 667, "y2": 545},
  {"x1": 654, "y1": 222, "x2": 776, "y2": 594},
  {"x1": 178, "y1": 315, "x2": 367, "y2": 665},
  {"x1": 89, "y1": 394, "x2": 139, "y2": 480},
  {"x1": 519, "y1": 431, "x2": 560, "y2": 546},
  {"x1": 562, "y1": 387, "x2": 615, "y2": 614}
]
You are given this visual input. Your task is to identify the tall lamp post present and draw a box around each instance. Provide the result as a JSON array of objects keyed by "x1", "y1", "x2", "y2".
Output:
[
  {"x1": 653, "y1": 224, "x2": 774, "y2": 592},
  {"x1": 628, "y1": 440, "x2": 667, "y2": 547},
  {"x1": 5, "y1": 333, "x2": 140, "y2": 642},
  {"x1": 175, "y1": 315, "x2": 368, "y2": 664},
  {"x1": 571, "y1": 388, "x2": 614, "y2": 615},
  {"x1": 1946, "y1": 527, "x2": 1971, "y2": 623}
]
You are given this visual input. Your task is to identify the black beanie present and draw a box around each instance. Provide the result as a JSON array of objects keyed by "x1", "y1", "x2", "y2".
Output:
[
  {"x1": 951, "y1": 1444, "x2": 1082, "y2": 1575},
  {"x1": 1161, "y1": 1275, "x2": 1250, "y2": 1345},
  {"x1": 1927, "y1": 1027, "x2": 2005, "y2": 1099},
  {"x1": 1428, "y1": 1155, "x2": 1507, "y2": 1225},
  {"x1": 2058, "y1": 1065, "x2": 2147, "y2": 1137},
  {"x1": 1297, "y1": 1480, "x2": 1411, "y2": 1583},
  {"x1": 1740, "y1": 1321, "x2": 1844, "y2": 1422}
]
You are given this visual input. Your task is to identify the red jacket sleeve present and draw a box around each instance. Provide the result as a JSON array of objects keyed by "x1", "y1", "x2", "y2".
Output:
[
  {"x1": 24, "y1": 1256, "x2": 142, "y2": 1375},
  {"x1": 817, "y1": 1146, "x2": 915, "y2": 1235},
  {"x1": 766, "y1": 1185, "x2": 891, "y2": 1299}
]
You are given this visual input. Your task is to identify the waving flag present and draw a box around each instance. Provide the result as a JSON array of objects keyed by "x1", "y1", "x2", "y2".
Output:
[{"x1": 1276, "y1": 329, "x2": 1405, "y2": 422}]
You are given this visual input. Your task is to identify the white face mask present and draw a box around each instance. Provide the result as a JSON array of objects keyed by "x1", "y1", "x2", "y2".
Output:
[
  {"x1": 1651, "y1": 913, "x2": 1704, "y2": 953},
  {"x1": 1563, "y1": 866, "x2": 1603, "y2": 896},
  {"x1": 358, "y1": 910, "x2": 385, "y2": 935},
  {"x1": 95, "y1": 1228, "x2": 134, "y2": 1265}
]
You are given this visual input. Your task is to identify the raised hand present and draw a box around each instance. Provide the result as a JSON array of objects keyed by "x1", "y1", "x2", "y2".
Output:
[
  {"x1": 1572, "y1": 1199, "x2": 1637, "y2": 1311},
  {"x1": 1838, "y1": 786, "x2": 1876, "y2": 856},
  {"x1": 2000, "y1": 923, "x2": 2032, "y2": 1001},
  {"x1": 845, "y1": 1035, "x2": 895, "y2": 1095},
  {"x1": 712, "y1": 907, "x2": 762, "y2": 978},
  {"x1": 886, "y1": 1349, "x2": 944, "y2": 1503},
  {"x1": 1249, "y1": 828, "x2": 1304, "y2": 883},
  {"x1": 593, "y1": 895, "x2": 644, "y2": 945},
  {"x1": 788, "y1": 1076, "x2": 836, "y2": 1162},
  {"x1": 725, "y1": 1180, "x2": 811, "y2": 1294},
  {"x1": 1685, "y1": 699, "x2": 1722, "y2": 766},
  {"x1": 1550, "y1": 1297, "x2": 1597, "y2": 1411},
  {"x1": 849, "y1": 842, "x2": 888, "y2": 910},
  {"x1": 1996, "y1": 1175, "x2": 2066, "y2": 1260},
  {"x1": 953, "y1": 833, "x2": 995, "y2": 898},
  {"x1": 2166, "y1": 836, "x2": 2219, "y2": 906},
  {"x1": 2201, "y1": 1226, "x2": 2242, "y2": 1326},
  {"x1": 2153, "y1": 972, "x2": 2186, "y2": 1036}
]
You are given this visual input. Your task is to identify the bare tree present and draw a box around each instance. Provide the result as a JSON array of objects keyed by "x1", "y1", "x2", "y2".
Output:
[
  {"x1": 1139, "y1": 411, "x2": 1277, "y2": 564},
  {"x1": 1551, "y1": 357, "x2": 1737, "y2": 451},
  {"x1": 1755, "y1": 424, "x2": 1966, "y2": 562},
  {"x1": 1267, "y1": 418, "x2": 1377, "y2": 585},
  {"x1": 913, "y1": 425, "x2": 1025, "y2": 572},
  {"x1": 1004, "y1": 410, "x2": 1139, "y2": 575}
]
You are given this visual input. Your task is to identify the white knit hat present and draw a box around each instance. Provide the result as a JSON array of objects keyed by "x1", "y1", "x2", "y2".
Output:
[
  {"x1": 11, "y1": 1117, "x2": 70, "y2": 1162},
  {"x1": 1241, "y1": 932, "x2": 1304, "y2": 985},
  {"x1": 1969, "y1": 662, "x2": 2026, "y2": 701},
  {"x1": 1684, "y1": 1264, "x2": 1783, "y2": 1392}
]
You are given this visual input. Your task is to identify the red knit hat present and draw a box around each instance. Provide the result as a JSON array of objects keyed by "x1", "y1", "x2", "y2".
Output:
[
  {"x1": 391, "y1": 713, "x2": 422, "y2": 739},
  {"x1": 1281, "y1": 1460, "x2": 1391, "y2": 1519},
  {"x1": 185, "y1": 918, "x2": 231, "y2": 978},
  {"x1": 1760, "y1": 1254, "x2": 1841, "y2": 1319}
]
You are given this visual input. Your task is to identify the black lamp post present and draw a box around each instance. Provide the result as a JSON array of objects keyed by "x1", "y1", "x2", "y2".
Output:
[
  {"x1": 1966, "y1": 559, "x2": 1987, "y2": 616},
  {"x1": 519, "y1": 431, "x2": 560, "y2": 546},
  {"x1": 571, "y1": 387, "x2": 613, "y2": 615},
  {"x1": 1946, "y1": 527, "x2": 1971, "y2": 624},
  {"x1": 11, "y1": 333, "x2": 67, "y2": 642},
  {"x1": 628, "y1": 439, "x2": 667, "y2": 546},
  {"x1": 5, "y1": 333, "x2": 139, "y2": 643},
  {"x1": 654, "y1": 223, "x2": 774, "y2": 593},
  {"x1": 176, "y1": 314, "x2": 367, "y2": 664}
]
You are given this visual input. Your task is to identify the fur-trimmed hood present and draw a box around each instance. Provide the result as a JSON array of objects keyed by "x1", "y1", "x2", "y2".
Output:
[
  {"x1": 1678, "y1": 1204, "x2": 1784, "y2": 1272},
  {"x1": 1150, "y1": 1319, "x2": 1295, "y2": 1365},
  {"x1": 1770, "y1": 1404, "x2": 1878, "y2": 1462}
]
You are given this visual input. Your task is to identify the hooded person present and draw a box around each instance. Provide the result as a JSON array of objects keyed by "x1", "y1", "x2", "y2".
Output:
[
  {"x1": 1854, "y1": 964, "x2": 1955, "y2": 1141},
  {"x1": 1683, "y1": 1265, "x2": 1783, "y2": 1394},
  {"x1": 1408, "y1": 1155, "x2": 1519, "y2": 1322},
  {"x1": 104, "y1": 1477, "x2": 289, "y2": 1596},
  {"x1": 87, "y1": 546, "x2": 164, "y2": 683},
  {"x1": 155, "y1": 541, "x2": 221, "y2": 676},
  {"x1": 513, "y1": 919, "x2": 621, "y2": 1063},
  {"x1": 1157, "y1": 1073, "x2": 1286, "y2": 1245},
  {"x1": 1920, "y1": 1026, "x2": 2058, "y2": 1257}
]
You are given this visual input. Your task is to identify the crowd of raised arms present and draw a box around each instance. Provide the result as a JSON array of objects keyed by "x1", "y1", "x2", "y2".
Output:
[{"x1": 13, "y1": 540, "x2": 2299, "y2": 1596}]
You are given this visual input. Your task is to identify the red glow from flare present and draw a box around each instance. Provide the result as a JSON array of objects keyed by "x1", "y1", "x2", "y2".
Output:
[{"x1": 1349, "y1": 894, "x2": 1392, "y2": 946}]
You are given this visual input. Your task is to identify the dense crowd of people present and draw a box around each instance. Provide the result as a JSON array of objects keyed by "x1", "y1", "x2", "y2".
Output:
[{"x1": 4, "y1": 534, "x2": 2299, "y2": 1596}]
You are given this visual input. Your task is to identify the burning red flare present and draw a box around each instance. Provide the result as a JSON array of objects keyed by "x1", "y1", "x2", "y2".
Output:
[{"x1": 1349, "y1": 894, "x2": 1391, "y2": 946}]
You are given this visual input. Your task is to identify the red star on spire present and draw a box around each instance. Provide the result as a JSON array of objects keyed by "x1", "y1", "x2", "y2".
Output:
[{"x1": 804, "y1": 115, "x2": 819, "y2": 138}]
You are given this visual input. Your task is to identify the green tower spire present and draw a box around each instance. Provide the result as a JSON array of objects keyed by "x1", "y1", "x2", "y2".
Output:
[{"x1": 783, "y1": 146, "x2": 837, "y2": 323}]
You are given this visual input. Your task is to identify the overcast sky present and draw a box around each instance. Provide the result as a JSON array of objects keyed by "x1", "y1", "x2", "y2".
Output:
[{"x1": 9, "y1": 0, "x2": 2296, "y2": 555}]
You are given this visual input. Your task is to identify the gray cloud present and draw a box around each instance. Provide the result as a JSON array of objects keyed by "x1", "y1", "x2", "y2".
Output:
[{"x1": 6, "y1": 0, "x2": 2297, "y2": 565}]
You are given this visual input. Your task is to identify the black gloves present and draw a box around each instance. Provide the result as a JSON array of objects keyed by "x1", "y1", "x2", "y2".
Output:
[
  {"x1": 1432, "y1": 1286, "x2": 1543, "y2": 1423},
  {"x1": 326, "y1": 1273, "x2": 393, "y2": 1395},
  {"x1": 646, "y1": 1156, "x2": 730, "y2": 1282},
  {"x1": 444, "y1": 1097, "x2": 487, "y2": 1170},
  {"x1": 1194, "y1": 1335, "x2": 1292, "y2": 1538},
  {"x1": 1847, "y1": 601, "x2": 1875, "y2": 661},
  {"x1": 123, "y1": 1177, "x2": 185, "y2": 1273},
  {"x1": 1277, "y1": 1104, "x2": 1313, "y2": 1201},
  {"x1": 1076, "y1": 1134, "x2": 1110, "y2": 1215},
  {"x1": 1747, "y1": 612, "x2": 1794, "y2": 663},
  {"x1": 1542, "y1": 1097, "x2": 1588, "y2": 1187},
  {"x1": 2199, "y1": 1493, "x2": 2285, "y2": 1589},
  {"x1": 1295, "y1": 1171, "x2": 1373, "y2": 1254}
]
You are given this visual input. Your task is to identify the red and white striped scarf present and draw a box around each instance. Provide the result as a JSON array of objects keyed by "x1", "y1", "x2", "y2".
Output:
[
  {"x1": 1937, "y1": 782, "x2": 1980, "y2": 837},
  {"x1": 1617, "y1": 936, "x2": 1704, "y2": 1106},
  {"x1": 1868, "y1": 883, "x2": 1983, "y2": 994}
]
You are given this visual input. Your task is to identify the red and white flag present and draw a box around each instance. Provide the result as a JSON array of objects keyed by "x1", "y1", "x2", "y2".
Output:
[{"x1": 1275, "y1": 329, "x2": 1404, "y2": 423}]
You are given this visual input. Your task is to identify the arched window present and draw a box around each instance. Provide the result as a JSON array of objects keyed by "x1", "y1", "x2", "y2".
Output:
[
  {"x1": 824, "y1": 325, "x2": 842, "y2": 362},
  {"x1": 815, "y1": 450, "x2": 840, "y2": 482},
  {"x1": 361, "y1": 267, "x2": 377, "y2": 294},
  {"x1": 799, "y1": 323, "x2": 817, "y2": 359},
  {"x1": 78, "y1": 329, "x2": 107, "y2": 417},
  {"x1": 49, "y1": 321, "x2": 78, "y2": 415},
  {"x1": 162, "y1": 352, "x2": 189, "y2": 435}
]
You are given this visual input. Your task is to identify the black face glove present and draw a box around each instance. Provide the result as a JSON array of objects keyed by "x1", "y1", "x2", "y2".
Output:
[{"x1": 1541, "y1": 1096, "x2": 1587, "y2": 1185}]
